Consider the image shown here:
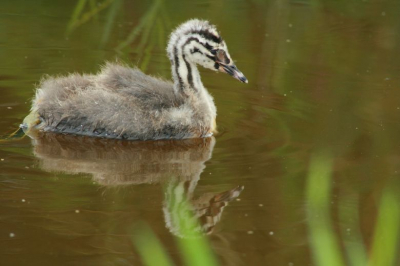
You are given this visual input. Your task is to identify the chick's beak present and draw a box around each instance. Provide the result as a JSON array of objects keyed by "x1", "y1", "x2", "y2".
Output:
[{"x1": 219, "y1": 63, "x2": 248, "y2": 83}]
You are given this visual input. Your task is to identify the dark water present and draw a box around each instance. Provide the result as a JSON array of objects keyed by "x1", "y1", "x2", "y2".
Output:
[{"x1": 1, "y1": 0, "x2": 400, "y2": 265}]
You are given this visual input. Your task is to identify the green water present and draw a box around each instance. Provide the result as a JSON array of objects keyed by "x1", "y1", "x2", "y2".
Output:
[{"x1": 1, "y1": 0, "x2": 400, "y2": 265}]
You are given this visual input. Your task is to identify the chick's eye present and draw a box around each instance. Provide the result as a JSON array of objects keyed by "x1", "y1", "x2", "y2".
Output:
[
  {"x1": 210, "y1": 49, "x2": 218, "y2": 55},
  {"x1": 216, "y1": 50, "x2": 224, "y2": 60},
  {"x1": 216, "y1": 49, "x2": 230, "y2": 64}
]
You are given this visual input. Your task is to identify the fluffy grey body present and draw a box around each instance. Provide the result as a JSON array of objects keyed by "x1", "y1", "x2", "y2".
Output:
[
  {"x1": 33, "y1": 63, "x2": 211, "y2": 140},
  {"x1": 25, "y1": 19, "x2": 247, "y2": 140}
]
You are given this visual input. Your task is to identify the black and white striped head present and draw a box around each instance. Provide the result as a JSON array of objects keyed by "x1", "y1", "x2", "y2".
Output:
[{"x1": 167, "y1": 19, "x2": 248, "y2": 84}]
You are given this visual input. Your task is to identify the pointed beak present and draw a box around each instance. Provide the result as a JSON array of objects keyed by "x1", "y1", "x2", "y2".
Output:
[{"x1": 219, "y1": 64, "x2": 248, "y2": 83}]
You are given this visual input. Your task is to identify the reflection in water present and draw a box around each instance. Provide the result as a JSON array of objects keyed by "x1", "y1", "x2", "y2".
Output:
[
  {"x1": 30, "y1": 131, "x2": 242, "y2": 238},
  {"x1": 32, "y1": 132, "x2": 214, "y2": 186},
  {"x1": 164, "y1": 182, "x2": 243, "y2": 238}
]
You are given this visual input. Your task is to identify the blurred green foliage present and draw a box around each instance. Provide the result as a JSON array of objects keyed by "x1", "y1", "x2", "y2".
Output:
[
  {"x1": 306, "y1": 150, "x2": 400, "y2": 266},
  {"x1": 133, "y1": 199, "x2": 218, "y2": 266},
  {"x1": 134, "y1": 223, "x2": 175, "y2": 266},
  {"x1": 369, "y1": 188, "x2": 400, "y2": 266},
  {"x1": 306, "y1": 151, "x2": 345, "y2": 266}
]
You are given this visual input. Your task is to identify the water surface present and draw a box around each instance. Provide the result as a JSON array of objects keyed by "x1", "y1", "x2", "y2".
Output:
[{"x1": 1, "y1": 0, "x2": 400, "y2": 265}]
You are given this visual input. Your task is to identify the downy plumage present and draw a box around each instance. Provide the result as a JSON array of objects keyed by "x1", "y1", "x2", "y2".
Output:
[{"x1": 22, "y1": 19, "x2": 247, "y2": 140}]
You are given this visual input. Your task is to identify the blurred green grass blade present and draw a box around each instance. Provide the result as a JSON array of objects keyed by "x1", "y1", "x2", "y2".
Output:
[
  {"x1": 133, "y1": 224, "x2": 175, "y2": 266},
  {"x1": 88, "y1": 0, "x2": 98, "y2": 19},
  {"x1": 135, "y1": 15, "x2": 155, "y2": 52},
  {"x1": 171, "y1": 200, "x2": 219, "y2": 266},
  {"x1": 163, "y1": 183, "x2": 219, "y2": 266},
  {"x1": 100, "y1": 0, "x2": 122, "y2": 47},
  {"x1": 116, "y1": 22, "x2": 144, "y2": 51},
  {"x1": 67, "y1": 0, "x2": 87, "y2": 33},
  {"x1": 116, "y1": 0, "x2": 162, "y2": 51},
  {"x1": 368, "y1": 189, "x2": 400, "y2": 266},
  {"x1": 68, "y1": 0, "x2": 115, "y2": 34},
  {"x1": 306, "y1": 151, "x2": 345, "y2": 266},
  {"x1": 176, "y1": 236, "x2": 219, "y2": 266},
  {"x1": 77, "y1": 0, "x2": 114, "y2": 26},
  {"x1": 338, "y1": 194, "x2": 367, "y2": 266}
]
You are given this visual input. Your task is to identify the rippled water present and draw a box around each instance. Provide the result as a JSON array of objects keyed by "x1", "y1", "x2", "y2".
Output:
[{"x1": 1, "y1": 0, "x2": 400, "y2": 265}]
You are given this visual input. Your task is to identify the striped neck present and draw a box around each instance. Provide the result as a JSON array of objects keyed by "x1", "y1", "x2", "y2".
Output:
[
  {"x1": 167, "y1": 20, "x2": 224, "y2": 96},
  {"x1": 170, "y1": 38, "x2": 204, "y2": 95}
]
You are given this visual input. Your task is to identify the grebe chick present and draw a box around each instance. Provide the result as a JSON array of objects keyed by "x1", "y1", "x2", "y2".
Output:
[{"x1": 22, "y1": 19, "x2": 247, "y2": 140}]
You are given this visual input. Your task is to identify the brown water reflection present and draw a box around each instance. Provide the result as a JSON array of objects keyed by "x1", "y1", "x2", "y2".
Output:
[
  {"x1": 1, "y1": 133, "x2": 244, "y2": 265},
  {"x1": 31, "y1": 132, "x2": 243, "y2": 237}
]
